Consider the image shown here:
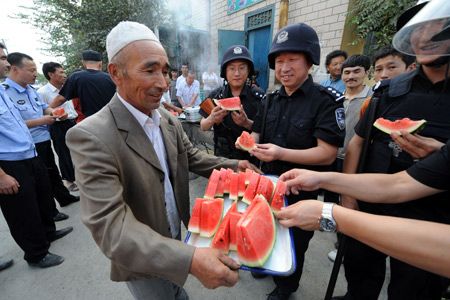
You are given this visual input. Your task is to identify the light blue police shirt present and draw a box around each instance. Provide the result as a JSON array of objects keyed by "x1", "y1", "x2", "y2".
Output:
[
  {"x1": 3, "y1": 78, "x2": 50, "y2": 143},
  {"x1": 0, "y1": 86, "x2": 37, "y2": 161},
  {"x1": 320, "y1": 76, "x2": 346, "y2": 93}
]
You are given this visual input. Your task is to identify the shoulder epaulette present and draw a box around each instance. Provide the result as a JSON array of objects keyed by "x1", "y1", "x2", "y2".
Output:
[
  {"x1": 317, "y1": 84, "x2": 345, "y2": 102},
  {"x1": 372, "y1": 78, "x2": 391, "y2": 92},
  {"x1": 1, "y1": 83, "x2": 9, "y2": 89},
  {"x1": 250, "y1": 86, "x2": 265, "y2": 99}
]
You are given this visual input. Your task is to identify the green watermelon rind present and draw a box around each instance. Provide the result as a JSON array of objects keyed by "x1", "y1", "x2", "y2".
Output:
[
  {"x1": 213, "y1": 98, "x2": 241, "y2": 111},
  {"x1": 237, "y1": 196, "x2": 277, "y2": 267},
  {"x1": 373, "y1": 118, "x2": 426, "y2": 135}
]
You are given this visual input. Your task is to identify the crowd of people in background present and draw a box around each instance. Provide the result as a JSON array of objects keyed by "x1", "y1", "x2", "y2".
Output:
[{"x1": 1, "y1": 0, "x2": 450, "y2": 299}]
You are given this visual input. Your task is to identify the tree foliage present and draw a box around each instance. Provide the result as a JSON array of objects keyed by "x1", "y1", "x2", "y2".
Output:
[
  {"x1": 347, "y1": 0, "x2": 417, "y2": 56},
  {"x1": 17, "y1": 0, "x2": 169, "y2": 73}
]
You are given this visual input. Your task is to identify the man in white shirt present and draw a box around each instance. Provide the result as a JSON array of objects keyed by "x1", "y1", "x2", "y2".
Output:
[
  {"x1": 175, "y1": 63, "x2": 188, "y2": 90},
  {"x1": 177, "y1": 71, "x2": 200, "y2": 107},
  {"x1": 38, "y1": 62, "x2": 78, "y2": 191}
]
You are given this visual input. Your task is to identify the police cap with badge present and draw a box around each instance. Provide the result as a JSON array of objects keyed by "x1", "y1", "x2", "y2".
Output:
[
  {"x1": 220, "y1": 45, "x2": 255, "y2": 78},
  {"x1": 267, "y1": 23, "x2": 321, "y2": 69}
]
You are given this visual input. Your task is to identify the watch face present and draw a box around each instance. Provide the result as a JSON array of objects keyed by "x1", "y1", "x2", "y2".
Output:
[{"x1": 320, "y1": 218, "x2": 336, "y2": 231}]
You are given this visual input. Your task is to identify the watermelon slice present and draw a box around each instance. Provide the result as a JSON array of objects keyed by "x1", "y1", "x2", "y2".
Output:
[
  {"x1": 270, "y1": 180, "x2": 287, "y2": 212},
  {"x1": 199, "y1": 198, "x2": 224, "y2": 238},
  {"x1": 204, "y1": 169, "x2": 220, "y2": 199},
  {"x1": 50, "y1": 107, "x2": 66, "y2": 118},
  {"x1": 238, "y1": 171, "x2": 246, "y2": 198},
  {"x1": 373, "y1": 117, "x2": 426, "y2": 135},
  {"x1": 211, "y1": 201, "x2": 237, "y2": 254},
  {"x1": 245, "y1": 169, "x2": 253, "y2": 186},
  {"x1": 187, "y1": 198, "x2": 208, "y2": 233},
  {"x1": 236, "y1": 195, "x2": 276, "y2": 267},
  {"x1": 256, "y1": 176, "x2": 274, "y2": 202},
  {"x1": 237, "y1": 131, "x2": 256, "y2": 151},
  {"x1": 229, "y1": 211, "x2": 243, "y2": 251},
  {"x1": 213, "y1": 97, "x2": 241, "y2": 111},
  {"x1": 223, "y1": 168, "x2": 234, "y2": 194},
  {"x1": 215, "y1": 168, "x2": 227, "y2": 197},
  {"x1": 242, "y1": 172, "x2": 261, "y2": 204},
  {"x1": 229, "y1": 172, "x2": 239, "y2": 201}
]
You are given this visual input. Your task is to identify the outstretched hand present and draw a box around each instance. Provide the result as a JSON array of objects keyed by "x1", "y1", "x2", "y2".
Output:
[
  {"x1": 391, "y1": 131, "x2": 444, "y2": 159},
  {"x1": 249, "y1": 143, "x2": 282, "y2": 162},
  {"x1": 274, "y1": 200, "x2": 323, "y2": 231},
  {"x1": 190, "y1": 247, "x2": 241, "y2": 289},
  {"x1": 237, "y1": 160, "x2": 262, "y2": 174},
  {"x1": 279, "y1": 169, "x2": 322, "y2": 195}
]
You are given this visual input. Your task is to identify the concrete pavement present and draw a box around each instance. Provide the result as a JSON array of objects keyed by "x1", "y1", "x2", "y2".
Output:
[{"x1": 0, "y1": 174, "x2": 389, "y2": 300}]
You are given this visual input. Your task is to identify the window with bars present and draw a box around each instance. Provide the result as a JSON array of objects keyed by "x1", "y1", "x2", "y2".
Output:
[{"x1": 247, "y1": 10, "x2": 272, "y2": 30}]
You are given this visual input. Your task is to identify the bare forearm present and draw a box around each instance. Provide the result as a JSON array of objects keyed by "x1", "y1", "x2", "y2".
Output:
[
  {"x1": 189, "y1": 94, "x2": 199, "y2": 106},
  {"x1": 50, "y1": 95, "x2": 66, "y2": 108},
  {"x1": 200, "y1": 117, "x2": 214, "y2": 131},
  {"x1": 334, "y1": 205, "x2": 450, "y2": 278},
  {"x1": 319, "y1": 171, "x2": 441, "y2": 203},
  {"x1": 279, "y1": 145, "x2": 337, "y2": 166},
  {"x1": 342, "y1": 135, "x2": 363, "y2": 174}
]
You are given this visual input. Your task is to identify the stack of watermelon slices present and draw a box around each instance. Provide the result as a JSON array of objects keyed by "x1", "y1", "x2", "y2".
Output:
[{"x1": 187, "y1": 168, "x2": 288, "y2": 268}]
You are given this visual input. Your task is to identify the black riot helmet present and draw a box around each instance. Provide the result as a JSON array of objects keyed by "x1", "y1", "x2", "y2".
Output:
[
  {"x1": 220, "y1": 45, "x2": 255, "y2": 78},
  {"x1": 268, "y1": 23, "x2": 320, "y2": 69}
]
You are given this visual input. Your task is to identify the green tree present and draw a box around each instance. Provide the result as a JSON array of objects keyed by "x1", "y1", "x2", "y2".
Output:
[
  {"x1": 347, "y1": 0, "x2": 417, "y2": 56},
  {"x1": 17, "y1": 0, "x2": 169, "y2": 73}
]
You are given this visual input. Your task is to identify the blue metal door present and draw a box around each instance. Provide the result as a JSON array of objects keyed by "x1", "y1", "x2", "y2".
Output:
[
  {"x1": 247, "y1": 26, "x2": 271, "y2": 92},
  {"x1": 218, "y1": 30, "x2": 245, "y2": 65}
]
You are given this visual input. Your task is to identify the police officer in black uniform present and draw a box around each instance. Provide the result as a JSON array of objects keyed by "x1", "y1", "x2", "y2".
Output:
[
  {"x1": 242, "y1": 23, "x2": 345, "y2": 300},
  {"x1": 199, "y1": 45, "x2": 264, "y2": 164},
  {"x1": 339, "y1": 1, "x2": 450, "y2": 299}
]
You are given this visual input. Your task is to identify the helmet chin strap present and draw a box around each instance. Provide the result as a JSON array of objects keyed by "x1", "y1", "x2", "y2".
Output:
[{"x1": 424, "y1": 55, "x2": 450, "y2": 68}]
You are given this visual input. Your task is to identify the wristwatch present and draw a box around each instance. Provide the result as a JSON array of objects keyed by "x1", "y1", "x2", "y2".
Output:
[{"x1": 319, "y1": 202, "x2": 337, "y2": 232}]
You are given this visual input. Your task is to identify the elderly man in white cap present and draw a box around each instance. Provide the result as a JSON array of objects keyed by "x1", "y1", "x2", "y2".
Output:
[{"x1": 66, "y1": 21, "x2": 259, "y2": 299}]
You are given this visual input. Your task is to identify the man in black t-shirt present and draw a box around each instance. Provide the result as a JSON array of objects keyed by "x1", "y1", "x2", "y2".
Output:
[{"x1": 49, "y1": 50, "x2": 116, "y2": 117}]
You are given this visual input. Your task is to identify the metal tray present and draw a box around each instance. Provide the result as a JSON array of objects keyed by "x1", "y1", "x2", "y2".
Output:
[{"x1": 184, "y1": 175, "x2": 296, "y2": 276}]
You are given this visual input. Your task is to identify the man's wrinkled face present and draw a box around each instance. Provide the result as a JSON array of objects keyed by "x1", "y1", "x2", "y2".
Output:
[
  {"x1": 342, "y1": 66, "x2": 368, "y2": 89},
  {"x1": 0, "y1": 48, "x2": 10, "y2": 79},
  {"x1": 112, "y1": 40, "x2": 170, "y2": 114},
  {"x1": 327, "y1": 56, "x2": 346, "y2": 79}
]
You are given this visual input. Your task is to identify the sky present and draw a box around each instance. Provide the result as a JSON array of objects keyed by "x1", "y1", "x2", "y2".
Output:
[{"x1": 0, "y1": 0, "x2": 59, "y2": 74}]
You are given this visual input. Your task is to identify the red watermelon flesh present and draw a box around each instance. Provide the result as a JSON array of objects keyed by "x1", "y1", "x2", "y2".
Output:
[
  {"x1": 199, "y1": 198, "x2": 224, "y2": 237},
  {"x1": 236, "y1": 195, "x2": 276, "y2": 267},
  {"x1": 256, "y1": 176, "x2": 274, "y2": 202},
  {"x1": 238, "y1": 171, "x2": 246, "y2": 198},
  {"x1": 373, "y1": 117, "x2": 426, "y2": 135},
  {"x1": 223, "y1": 168, "x2": 234, "y2": 194},
  {"x1": 51, "y1": 107, "x2": 66, "y2": 118},
  {"x1": 245, "y1": 169, "x2": 253, "y2": 186},
  {"x1": 229, "y1": 172, "x2": 239, "y2": 201},
  {"x1": 229, "y1": 211, "x2": 243, "y2": 251},
  {"x1": 187, "y1": 198, "x2": 208, "y2": 233},
  {"x1": 270, "y1": 180, "x2": 287, "y2": 212},
  {"x1": 242, "y1": 172, "x2": 261, "y2": 204},
  {"x1": 215, "y1": 168, "x2": 227, "y2": 197},
  {"x1": 213, "y1": 97, "x2": 241, "y2": 111},
  {"x1": 237, "y1": 131, "x2": 256, "y2": 151},
  {"x1": 211, "y1": 201, "x2": 237, "y2": 254},
  {"x1": 204, "y1": 169, "x2": 220, "y2": 199}
]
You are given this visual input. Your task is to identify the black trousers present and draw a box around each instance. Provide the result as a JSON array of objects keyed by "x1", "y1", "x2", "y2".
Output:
[
  {"x1": 272, "y1": 191, "x2": 316, "y2": 293},
  {"x1": 0, "y1": 158, "x2": 54, "y2": 262},
  {"x1": 35, "y1": 140, "x2": 78, "y2": 206},
  {"x1": 50, "y1": 119, "x2": 76, "y2": 182}
]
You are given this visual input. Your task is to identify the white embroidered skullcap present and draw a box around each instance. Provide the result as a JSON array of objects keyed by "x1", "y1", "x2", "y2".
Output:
[{"x1": 106, "y1": 21, "x2": 160, "y2": 62}]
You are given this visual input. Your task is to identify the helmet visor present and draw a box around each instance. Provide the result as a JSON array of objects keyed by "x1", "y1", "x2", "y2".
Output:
[{"x1": 393, "y1": 0, "x2": 450, "y2": 57}]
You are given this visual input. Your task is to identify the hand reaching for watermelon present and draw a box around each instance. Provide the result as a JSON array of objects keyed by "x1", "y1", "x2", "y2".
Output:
[
  {"x1": 190, "y1": 247, "x2": 241, "y2": 288},
  {"x1": 249, "y1": 143, "x2": 282, "y2": 162},
  {"x1": 278, "y1": 168, "x2": 322, "y2": 195},
  {"x1": 274, "y1": 200, "x2": 323, "y2": 231},
  {"x1": 236, "y1": 160, "x2": 262, "y2": 174},
  {"x1": 391, "y1": 131, "x2": 445, "y2": 159}
]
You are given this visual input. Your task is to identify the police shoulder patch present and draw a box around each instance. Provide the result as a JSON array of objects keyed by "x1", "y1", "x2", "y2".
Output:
[
  {"x1": 335, "y1": 108, "x2": 345, "y2": 130},
  {"x1": 317, "y1": 84, "x2": 344, "y2": 102},
  {"x1": 1, "y1": 83, "x2": 9, "y2": 90},
  {"x1": 373, "y1": 78, "x2": 390, "y2": 92}
]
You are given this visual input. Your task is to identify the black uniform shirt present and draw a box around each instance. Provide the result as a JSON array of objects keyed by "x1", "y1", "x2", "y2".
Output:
[
  {"x1": 199, "y1": 83, "x2": 264, "y2": 160},
  {"x1": 252, "y1": 75, "x2": 345, "y2": 176},
  {"x1": 354, "y1": 66, "x2": 450, "y2": 222},
  {"x1": 59, "y1": 69, "x2": 116, "y2": 117},
  {"x1": 407, "y1": 139, "x2": 450, "y2": 191}
]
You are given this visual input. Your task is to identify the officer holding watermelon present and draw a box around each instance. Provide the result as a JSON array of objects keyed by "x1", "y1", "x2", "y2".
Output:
[
  {"x1": 199, "y1": 45, "x2": 264, "y2": 165},
  {"x1": 337, "y1": 0, "x2": 450, "y2": 299},
  {"x1": 237, "y1": 23, "x2": 346, "y2": 300}
]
